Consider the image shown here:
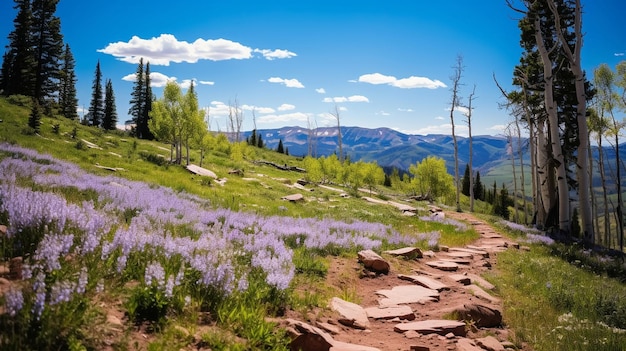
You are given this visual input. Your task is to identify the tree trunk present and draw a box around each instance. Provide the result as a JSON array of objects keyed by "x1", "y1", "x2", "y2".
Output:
[{"x1": 534, "y1": 15, "x2": 570, "y2": 233}]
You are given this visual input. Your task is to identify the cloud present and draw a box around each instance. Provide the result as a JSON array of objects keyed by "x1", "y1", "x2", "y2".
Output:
[
  {"x1": 489, "y1": 124, "x2": 507, "y2": 132},
  {"x1": 278, "y1": 103, "x2": 296, "y2": 111},
  {"x1": 398, "y1": 108, "x2": 414, "y2": 112},
  {"x1": 199, "y1": 80, "x2": 215, "y2": 85},
  {"x1": 100, "y1": 34, "x2": 296, "y2": 66},
  {"x1": 123, "y1": 71, "x2": 174, "y2": 87},
  {"x1": 254, "y1": 48, "x2": 297, "y2": 60},
  {"x1": 615, "y1": 52, "x2": 625, "y2": 57},
  {"x1": 454, "y1": 105, "x2": 470, "y2": 116},
  {"x1": 404, "y1": 123, "x2": 468, "y2": 136},
  {"x1": 315, "y1": 88, "x2": 326, "y2": 94},
  {"x1": 267, "y1": 77, "x2": 305, "y2": 88},
  {"x1": 377, "y1": 110, "x2": 390, "y2": 116},
  {"x1": 323, "y1": 95, "x2": 369, "y2": 103},
  {"x1": 257, "y1": 112, "x2": 310, "y2": 124},
  {"x1": 241, "y1": 104, "x2": 275, "y2": 114},
  {"x1": 358, "y1": 73, "x2": 447, "y2": 89}
]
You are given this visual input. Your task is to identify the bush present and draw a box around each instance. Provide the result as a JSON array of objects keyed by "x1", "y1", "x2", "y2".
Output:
[{"x1": 139, "y1": 151, "x2": 168, "y2": 166}]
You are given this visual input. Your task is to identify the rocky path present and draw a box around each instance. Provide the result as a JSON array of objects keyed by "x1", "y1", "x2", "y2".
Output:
[{"x1": 284, "y1": 211, "x2": 532, "y2": 351}]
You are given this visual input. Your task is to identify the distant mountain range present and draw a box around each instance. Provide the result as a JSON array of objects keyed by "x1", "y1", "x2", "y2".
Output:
[{"x1": 240, "y1": 126, "x2": 511, "y2": 174}]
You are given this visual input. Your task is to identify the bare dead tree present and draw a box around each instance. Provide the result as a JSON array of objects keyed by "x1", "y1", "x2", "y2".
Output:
[
  {"x1": 449, "y1": 54, "x2": 464, "y2": 212},
  {"x1": 463, "y1": 84, "x2": 477, "y2": 212},
  {"x1": 330, "y1": 104, "x2": 344, "y2": 163}
]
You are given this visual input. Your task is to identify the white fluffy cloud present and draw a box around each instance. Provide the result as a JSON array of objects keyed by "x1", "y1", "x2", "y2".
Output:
[
  {"x1": 278, "y1": 103, "x2": 296, "y2": 111},
  {"x1": 315, "y1": 88, "x2": 326, "y2": 94},
  {"x1": 257, "y1": 112, "x2": 309, "y2": 124},
  {"x1": 358, "y1": 73, "x2": 446, "y2": 89},
  {"x1": 322, "y1": 95, "x2": 369, "y2": 103},
  {"x1": 254, "y1": 48, "x2": 297, "y2": 60},
  {"x1": 99, "y1": 34, "x2": 295, "y2": 66},
  {"x1": 123, "y1": 71, "x2": 173, "y2": 87},
  {"x1": 267, "y1": 77, "x2": 305, "y2": 88},
  {"x1": 241, "y1": 104, "x2": 276, "y2": 114}
]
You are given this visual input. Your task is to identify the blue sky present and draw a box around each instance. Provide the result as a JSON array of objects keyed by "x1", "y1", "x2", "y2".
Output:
[{"x1": 1, "y1": 0, "x2": 624, "y2": 136}]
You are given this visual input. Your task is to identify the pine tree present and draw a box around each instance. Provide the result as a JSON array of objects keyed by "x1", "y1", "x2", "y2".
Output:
[
  {"x1": 276, "y1": 139, "x2": 284, "y2": 154},
  {"x1": 473, "y1": 171, "x2": 484, "y2": 201},
  {"x1": 248, "y1": 129, "x2": 257, "y2": 147},
  {"x1": 1, "y1": 0, "x2": 36, "y2": 97},
  {"x1": 88, "y1": 60, "x2": 104, "y2": 127},
  {"x1": 31, "y1": 0, "x2": 64, "y2": 104},
  {"x1": 129, "y1": 58, "x2": 144, "y2": 136},
  {"x1": 58, "y1": 43, "x2": 78, "y2": 120},
  {"x1": 102, "y1": 79, "x2": 117, "y2": 130},
  {"x1": 142, "y1": 61, "x2": 154, "y2": 139},
  {"x1": 28, "y1": 98, "x2": 41, "y2": 132},
  {"x1": 257, "y1": 133, "x2": 264, "y2": 148},
  {"x1": 461, "y1": 164, "x2": 471, "y2": 196}
]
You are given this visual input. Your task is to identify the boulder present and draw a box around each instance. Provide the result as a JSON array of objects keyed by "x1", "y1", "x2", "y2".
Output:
[
  {"x1": 282, "y1": 193, "x2": 304, "y2": 202},
  {"x1": 384, "y1": 247, "x2": 422, "y2": 258},
  {"x1": 476, "y1": 336, "x2": 505, "y2": 351},
  {"x1": 358, "y1": 250, "x2": 390, "y2": 274},
  {"x1": 452, "y1": 303, "x2": 502, "y2": 328},
  {"x1": 286, "y1": 319, "x2": 380, "y2": 351},
  {"x1": 330, "y1": 297, "x2": 370, "y2": 329},
  {"x1": 456, "y1": 338, "x2": 484, "y2": 351}
]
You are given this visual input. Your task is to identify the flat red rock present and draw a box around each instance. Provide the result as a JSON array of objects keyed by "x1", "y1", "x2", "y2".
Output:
[
  {"x1": 376, "y1": 285, "x2": 439, "y2": 306},
  {"x1": 393, "y1": 319, "x2": 466, "y2": 336},
  {"x1": 398, "y1": 274, "x2": 449, "y2": 291},
  {"x1": 425, "y1": 260, "x2": 459, "y2": 271}
]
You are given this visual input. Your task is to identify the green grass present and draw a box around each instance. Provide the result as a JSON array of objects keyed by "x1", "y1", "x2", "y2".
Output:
[{"x1": 494, "y1": 244, "x2": 626, "y2": 350}]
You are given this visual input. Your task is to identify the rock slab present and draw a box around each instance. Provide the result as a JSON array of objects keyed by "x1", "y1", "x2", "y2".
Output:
[
  {"x1": 393, "y1": 319, "x2": 466, "y2": 337},
  {"x1": 358, "y1": 250, "x2": 390, "y2": 274},
  {"x1": 376, "y1": 285, "x2": 439, "y2": 306},
  {"x1": 364, "y1": 305, "x2": 415, "y2": 320},
  {"x1": 330, "y1": 297, "x2": 370, "y2": 329},
  {"x1": 398, "y1": 274, "x2": 449, "y2": 291}
]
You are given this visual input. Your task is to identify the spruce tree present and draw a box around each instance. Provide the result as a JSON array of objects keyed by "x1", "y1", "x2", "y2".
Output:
[
  {"x1": 277, "y1": 139, "x2": 284, "y2": 154},
  {"x1": 461, "y1": 164, "x2": 471, "y2": 196},
  {"x1": 1, "y1": 0, "x2": 36, "y2": 97},
  {"x1": 31, "y1": 0, "x2": 64, "y2": 104},
  {"x1": 28, "y1": 98, "x2": 42, "y2": 132},
  {"x1": 473, "y1": 171, "x2": 484, "y2": 201},
  {"x1": 88, "y1": 60, "x2": 104, "y2": 127},
  {"x1": 58, "y1": 43, "x2": 78, "y2": 120},
  {"x1": 142, "y1": 61, "x2": 154, "y2": 139},
  {"x1": 129, "y1": 58, "x2": 144, "y2": 136},
  {"x1": 103, "y1": 79, "x2": 117, "y2": 130}
]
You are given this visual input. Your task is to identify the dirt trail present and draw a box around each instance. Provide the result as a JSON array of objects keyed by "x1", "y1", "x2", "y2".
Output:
[{"x1": 290, "y1": 210, "x2": 532, "y2": 351}]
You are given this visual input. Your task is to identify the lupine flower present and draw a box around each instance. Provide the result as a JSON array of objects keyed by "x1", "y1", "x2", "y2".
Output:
[{"x1": 5, "y1": 288, "x2": 24, "y2": 317}]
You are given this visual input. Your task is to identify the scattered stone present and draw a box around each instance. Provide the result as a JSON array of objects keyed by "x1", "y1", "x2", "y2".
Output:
[
  {"x1": 507, "y1": 242, "x2": 520, "y2": 249},
  {"x1": 384, "y1": 247, "x2": 423, "y2": 258},
  {"x1": 376, "y1": 285, "x2": 439, "y2": 306},
  {"x1": 106, "y1": 314, "x2": 123, "y2": 327},
  {"x1": 228, "y1": 169, "x2": 244, "y2": 176},
  {"x1": 445, "y1": 332, "x2": 455, "y2": 339},
  {"x1": 450, "y1": 303, "x2": 502, "y2": 328},
  {"x1": 449, "y1": 247, "x2": 489, "y2": 258},
  {"x1": 409, "y1": 346, "x2": 430, "y2": 351},
  {"x1": 330, "y1": 297, "x2": 370, "y2": 329},
  {"x1": 447, "y1": 274, "x2": 471, "y2": 286},
  {"x1": 466, "y1": 273, "x2": 495, "y2": 290},
  {"x1": 186, "y1": 164, "x2": 218, "y2": 179},
  {"x1": 364, "y1": 305, "x2": 415, "y2": 320},
  {"x1": 439, "y1": 245, "x2": 450, "y2": 252},
  {"x1": 358, "y1": 250, "x2": 390, "y2": 274},
  {"x1": 422, "y1": 250, "x2": 437, "y2": 258},
  {"x1": 463, "y1": 284, "x2": 500, "y2": 304},
  {"x1": 404, "y1": 330, "x2": 422, "y2": 339},
  {"x1": 0, "y1": 224, "x2": 7, "y2": 236},
  {"x1": 398, "y1": 274, "x2": 450, "y2": 291},
  {"x1": 443, "y1": 251, "x2": 473, "y2": 259},
  {"x1": 520, "y1": 245, "x2": 531, "y2": 252},
  {"x1": 393, "y1": 320, "x2": 466, "y2": 337},
  {"x1": 439, "y1": 258, "x2": 471, "y2": 265},
  {"x1": 286, "y1": 319, "x2": 380, "y2": 351},
  {"x1": 476, "y1": 336, "x2": 505, "y2": 351},
  {"x1": 456, "y1": 338, "x2": 483, "y2": 351},
  {"x1": 282, "y1": 193, "x2": 304, "y2": 202},
  {"x1": 425, "y1": 260, "x2": 458, "y2": 272}
]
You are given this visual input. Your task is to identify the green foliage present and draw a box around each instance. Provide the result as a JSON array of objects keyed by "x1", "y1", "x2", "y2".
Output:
[
  {"x1": 28, "y1": 100, "x2": 42, "y2": 133},
  {"x1": 6, "y1": 94, "x2": 33, "y2": 108},
  {"x1": 461, "y1": 164, "x2": 470, "y2": 196},
  {"x1": 126, "y1": 286, "x2": 170, "y2": 328},
  {"x1": 139, "y1": 151, "x2": 168, "y2": 166},
  {"x1": 409, "y1": 156, "x2": 455, "y2": 202}
]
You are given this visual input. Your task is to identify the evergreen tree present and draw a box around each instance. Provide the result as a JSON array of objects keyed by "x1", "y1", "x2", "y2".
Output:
[
  {"x1": 461, "y1": 164, "x2": 471, "y2": 196},
  {"x1": 129, "y1": 58, "x2": 144, "y2": 136},
  {"x1": 58, "y1": 43, "x2": 78, "y2": 120},
  {"x1": 28, "y1": 98, "x2": 41, "y2": 132},
  {"x1": 248, "y1": 129, "x2": 257, "y2": 147},
  {"x1": 102, "y1": 79, "x2": 117, "y2": 130},
  {"x1": 31, "y1": 0, "x2": 63, "y2": 104},
  {"x1": 1, "y1": 0, "x2": 36, "y2": 97},
  {"x1": 473, "y1": 171, "x2": 484, "y2": 201},
  {"x1": 276, "y1": 139, "x2": 284, "y2": 154},
  {"x1": 257, "y1": 133, "x2": 264, "y2": 148},
  {"x1": 88, "y1": 60, "x2": 104, "y2": 127},
  {"x1": 493, "y1": 183, "x2": 512, "y2": 220},
  {"x1": 285, "y1": 147, "x2": 289, "y2": 156},
  {"x1": 142, "y1": 61, "x2": 154, "y2": 139}
]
